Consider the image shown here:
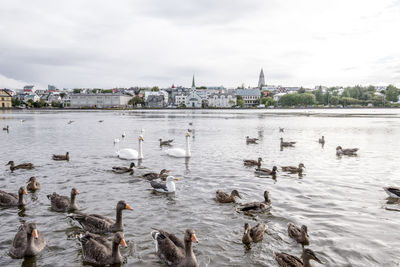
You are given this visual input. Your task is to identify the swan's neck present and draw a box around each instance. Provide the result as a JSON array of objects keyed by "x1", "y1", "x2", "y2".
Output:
[
  {"x1": 185, "y1": 136, "x2": 191, "y2": 157},
  {"x1": 18, "y1": 192, "x2": 25, "y2": 206},
  {"x1": 167, "y1": 181, "x2": 176, "y2": 192},
  {"x1": 138, "y1": 139, "x2": 143, "y2": 159}
]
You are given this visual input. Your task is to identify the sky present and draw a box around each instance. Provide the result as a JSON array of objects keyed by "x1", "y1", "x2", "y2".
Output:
[{"x1": 0, "y1": 0, "x2": 399, "y2": 89}]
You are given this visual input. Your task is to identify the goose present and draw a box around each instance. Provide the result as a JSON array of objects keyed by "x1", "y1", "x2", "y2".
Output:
[
  {"x1": 79, "y1": 231, "x2": 127, "y2": 266},
  {"x1": 216, "y1": 190, "x2": 241, "y2": 203},
  {"x1": 151, "y1": 228, "x2": 198, "y2": 267},
  {"x1": 165, "y1": 132, "x2": 191, "y2": 158},
  {"x1": 6, "y1": 161, "x2": 34, "y2": 172},
  {"x1": 243, "y1": 157, "x2": 262, "y2": 168},
  {"x1": 112, "y1": 162, "x2": 135, "y2": 175},
  {"x1": 336, "y1": 146, "x2": 358, "y2": 156},
  {"x1": 383, "y1": 187, "x2": 400, "y2": 198},
  {"x1": 47, "y1": 188, "x2": 79, "y2": 212},
  {"x1": 255, "y1": 166, "x2": 278, "y2": 176},
  {"x1": 246, "y1": 136, "x2": 258, "y2": 144},
  {"x1": 318, "y1": 136, "x2": 325, "y2": 144},
  {"x1": 282, "y1": 163, "x2": 305, "y2": 174},
  {"x1": 3, "y1": 125, "x2": 9, "y2": 131},
  {"x1": 52, "y1": 152, "x2": 70, "y2": 161},
  {"x1": 242, "y1": 223, "x2": 267, "y2": 246},
  {"x1": 122, "y1": 132, "x2": 126, "y2": 138},
  {"x1": 275, "y1": 248, "x2": 322, "y2": 267},
  {"x1": 288, "y1": 223, "x2": 310, "y2": 248},
  {"x1": 116, "y1": 135, "x2": 144, "y2": 160},
  {"x1": 27, "y1": 177, "x2": 40, "y2": 191},
  {"x1": 279, "y1": 127, "x2": 284, "y2": 132},
  {"x1": 9, "y1": 222, "x2": 46, "y2": 258},
  {"x1": 0, "y1": 186, "x2": 27, "y2": 207},
  {"x1": 240, "y1": 191, "x2": 271, "y2": 212},
  {"x1": 68, "y1": 200, "x2": 133, "y2": 234},
  {"x1": 98, "y1": 120, "x2": 104, "y2": 123},
  {"x1": 150, "y1": 176, "x2": 179, "y2": 193},
  {"x1": 67, "y1": 120, "x2": 74, "y2": 124},
  {"x1": 280, "y1": 138, "x2": 296, "y2": 147},
  {"x1": 142, "y1": 169, "x2": 170, "y2": 181},
  {"x1": 159, "y1": 139, "x2": 174, "y2": 146}
]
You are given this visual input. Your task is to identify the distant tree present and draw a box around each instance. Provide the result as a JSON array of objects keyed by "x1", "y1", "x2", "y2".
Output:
[
  {"x1": 197, "y1": 86, "x2": 207, "y2": 90},
  {"x1": 60, "y1": 92, "x2": 66, "y2": 98},
  {"x1": 12, "y1": 98, "x2": 21, "y2": 107},
  {"x1": 329, "y1": 96, "x2": 340, "y2": 106},
  {"x1": 386, "y1": 85, "x2": 399, "y2": 102},
  {"x1": 236, "y1": 95, "x2": 244, "y2": 107},
  {"x1": 151, "y1": 86, "x2": 159, "y2": 92},
  {"x1": 128, "y1": 96, "x2": 144, "y2": 107},
  {"x1": 101, "y1": 89, "x2": 113, "y2": 93},
  {"x1": 73, "y1": 89, "x2": 82, "y2": 94},
  {"x1": 298, "y1": 87, "x2": 306, "y2": 94}
]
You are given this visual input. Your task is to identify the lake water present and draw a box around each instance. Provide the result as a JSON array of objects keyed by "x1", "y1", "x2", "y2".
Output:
[{"x1": 1, "y1": 109, "x2": 400, "y2": 267}]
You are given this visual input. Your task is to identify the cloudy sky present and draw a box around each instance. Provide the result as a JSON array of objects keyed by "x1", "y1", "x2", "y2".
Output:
[{"x1": 0, "y1": 0, "x2": 399, "y2": 89}]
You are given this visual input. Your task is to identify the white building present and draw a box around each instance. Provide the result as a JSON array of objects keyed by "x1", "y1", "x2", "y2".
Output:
[
  {"x1": 273, "y1": 92, "x2": 287, "y2": 101},
  {"x1": 175, "y1": 94, "x2": 187, "y2": 106},
  {"x1": 236, "y1": 88, "x2": 261, "y2": 107},
  {"x1": 185, "y1": 90, "x2": 202, "y2": 108},
  {"x1": 70, "y1": 93, "x2": 132, "y2": 108},
  {"x1": 207, "y1": 92, "x2": 236, "y2": 108},
  {"x1": 24, "y1": 93, "x2": 40, "y2": 103}
]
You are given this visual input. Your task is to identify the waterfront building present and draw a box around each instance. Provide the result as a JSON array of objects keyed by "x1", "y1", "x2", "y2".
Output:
[
  {"x1": 207, "y1": 91, "x2": 237, "y2": 108},
  {"x1": 0, "y1": 89, "x2": 12, "y2": 109},
  {"x1": 70, "y1": 93, "x2": 132, "y2": 108},
  {"x1": 258, "y1": 69, "x2": 265, "y2": 88},
  {"x1": 236, "y1": 88, "x2": 261, "y2": 107},
  {"x1": 23, "y1": 85, "x2": 36, "y2": 93},
  {"x1": 23, "y1": 93, "x2": 40, "y2": 103},
  {"x1": 185, "y1": 75, "x2": 203, "y2": 108},
  {"x1": 146, "y1": 95, "x2": 165, "y2": 108}
]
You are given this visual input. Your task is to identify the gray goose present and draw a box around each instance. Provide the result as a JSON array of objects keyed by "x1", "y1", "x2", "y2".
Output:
[
  {"x1": 79, "y1": 231, "x2": 127, "y2": 265},
  {"x1": 52, "y1": 152, "x2": 69, "y2": 161},
  {"x1": 27, "y1": 177, "x2": 40, "y2": 191},
  {"x1": 336, "y1": 146, "x2": 358, "y2": 156},
  {"x1": 9, "y1": 222, "x2": 46, "y2": 258},
  {"x1": 0, "y1": 187, "x2": 27, "y2": 207},
  {"x1": 280, "y1": 138, "x2": 296, "y2": 147},
  {"x1": 318, "y1": 136, "x2": 325, "y2": 144},
  {"x1": 275, "y1": 248, "x2": 322, "y2": 267},
  {"x1": 6, "y1": 161, "x2": 34, "y2": 172},
  {"x1": 243, "y1": 157, "x2": 262, "y2": 168},
  {"x1": 216, "y1": 190, "x2": 241, "y2": 203},
  {"x1": 3, "y1": 125, "x2": 9, "y2": 131},
  {"x1": 282, "y1": 163, "x2": 305, "y2": 174},
  {"x1": 47, "y1": 188, "x2": 79, "y2": 212},
  {"x1": 246, "y1": 136, "x2": 258, "y2": 144},
  {"x1": 142, "y1": 169, "x2": 170, "y2": 181},
  {"x1": 288, "y1": 223, "x2": 310, "y2": 248},
  {"x1": 68, "y1": 200, "x2": 133, "y2": 234},
  {"x1": 255, "y1": 166, "x2": 278, "y2": 176},
  {"x1": 112, "y1": 162, "x2": 135, "y2": 175},
  {"x1": 240, "y1": 190, "x2": 271, "y2": 212},
  {"x1": 159, "y1": 139, "x2": 174, "y2": 146},
  {"x1": 242, "y1": 223, "x2": 267, "y2": 246},
  {"x1": 151, "y1": 228, "x2": 198, "y2": 267}
]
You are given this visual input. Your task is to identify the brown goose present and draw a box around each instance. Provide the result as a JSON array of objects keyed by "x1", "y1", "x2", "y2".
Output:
[
  {"x1": 6, "y1": 161, "x2": 34, "y2": 172},
  {"x1": 79, "y1": 231, "x2": 127, "y2": 265},
  {"x1": 47, "y1": 188, "x2": 79, "y2": 212},
  {"x1": 318, "y1": 136, "x2": 325, "y2": 144},
  {"x1": 68, "y1": 200, "x2": 133, "y2": 234},
  {"x1": 336, "y1": 146, "x2": 358, "y2": 156},
  {"x1": 142, "y1": 169, "x2": 170, "y2": 181},
  {"x1": 52, "y1": 152, "x2": 69, "y2": 161},
  {"x1": 242, "y1": 223, "x2": 267, "y2": 246},
  {"x1": 288, "y1": 223, "x2": 310, "y2": 248},
  {"x1": 216, "y1": 189, "x2": 241, "y2": 203},
  {"x1": 27, "y1": 177, "x2": 40, "y2": 191},
  {"x1": 240, "y1": 191, "x2": 271, "y2": 212},
  {"x1": 112, "y1": 162, "x2": 135, "y2": 175},
  {"x1": 0, "y1": 187, "x2": 27, "y2": 207},
  {"x1": 243, "y1": 157, "x2": 262, "y2": 168},
  {"x1": 282, "y1": 163, "x2": 305, "y2": 174},
  {"x1": 246, "y1": 136, "x2": 258, "y2": 144},
  {"x1": 9, "y1": 222, "x2": 46, "y2": 258},
  {"x1": 151, "y1": 228, "x2": 198, "y2": 267},
  {"x1": 280, "y1": 138, "x2": 296, "y2": 147},
  {"x1": 275, "y1": 248, "x2": 322, "y2": 267},
  {"x1": 3, "y1": 125, "x2": 9, "y2": 131},
  {"x1": 255, "y1": 166, "x2": 278, "y2": 176},
  {"x1": 159, "y1": 139, "x2": 174, "y2": 146}
]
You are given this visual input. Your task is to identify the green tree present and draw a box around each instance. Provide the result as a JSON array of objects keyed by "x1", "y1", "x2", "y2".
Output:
[
  {"x1": 128, "y1": 96, "x2": 144, "y2": 107},
  {"x1": 151, "y1": 86, "x2": 159, "y2": 92},
  {"x1": 330, "y1": 96, "x2": 340, "y2": 106},
  {"x1": 12, "y1": 98, "x2": 21, "y2": 107},
  {"x1": 236, "y1": 95, "x2": 244, "y2": 107},
  {"x1": 60, "y1": 92, "x2": 66, "y2": 98},
  {"x1": 73, "y1": 89, "x2": 82, "y2": 94},
  {"x1": 298, "y1": 87, "x2": 306, "y2": 94},
  {"x1": 386, "y1": 85, "x2": 399, "y2": 102}
]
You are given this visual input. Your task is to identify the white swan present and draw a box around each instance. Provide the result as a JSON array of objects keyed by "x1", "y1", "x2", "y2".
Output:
[
  {"x1": 117, "y1": 135, "x2": 144, "y2": 160},
  {"x1": 165, "y1": 132, "x2": 191, "y2": 158}
]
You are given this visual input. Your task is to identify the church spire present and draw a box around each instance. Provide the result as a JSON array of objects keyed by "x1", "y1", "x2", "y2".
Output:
[
  {"x1": 258, "y1": 68, "x2": 265, "y2": 88},
  {"x1": 191, "y1": 75, "x2": 196, "y2": 89}
]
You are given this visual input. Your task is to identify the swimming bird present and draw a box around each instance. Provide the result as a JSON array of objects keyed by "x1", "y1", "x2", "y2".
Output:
[
  {"x1": 159, "y1": 139, "x2": 174, "y2": 146},
  {"x1": 150, "y1": 176, "x2": 179, "y2": 193},
  {"x1": 243, "y1": 157, "x2": 262, "y2": 168},
  {"x1": 98, "y1": 120, "x2": 104, "y2": 123},
  {"x1": 165, "y1": 132, "x2": 191, "y2": 158},
  {"x1": 9, "y1": 222, "x2": 46, "y2": 258},
  {"x1": 240, "y1": 191, "x2": 271, "y2": 212},
  {"x1": 3, "y1": 125, "x2": 9, "y2": 131},
  {"x1": 255, "y1": 166, "x2": 278, "y2": 176},
  {"x1": 122, "y1": 132, "x2": 126, "y2": 138},
  {"x1": 288, "y1": 223, "x2": 310, "y2": 248},
  {"x1": 242, "y1": 223, "x2": 267, "y2": 246},
  {"x1": 0, "y1": 186, "x2": 27, "y2": 207},
  {"x1": 21, "y1": 120, "x2": 25, "y2": 123},
  {"x1": 279, "y1": 127, "x2": 284, "y2": 132},
  {"x1": 383, "y1": 187, "x2": 400, "y2": 198},
  {"x1": 114, "y1": 138, "x2": 120, "y2": 145},
  {"x1": 116, "y1": 135, "x2": 144, "y2": 160},
  {"x1": 47, "y1": 188, "x2": 79, "y2": 212},
  {"x1": 318, "y1": 136, "x2": 325, "y2": 144},
  {"x1": 275, "y1": 248, "x2": 322, "y2": 267},
  {"x1": 246, "y1": 136, "x2": 258, "y2": 144},
  {"x1": 142, "y1": 169, "x2": 170, "y2": 181},
  {"x1": 280, "y1": 138, "x2": 296, "y2": 147},
  {"x1": 282, "y1": 163, "x2": 305, "y2": 174},
  {"x1": 27, "y1": 177, "x2": 40, "y2": 191},
  {"x1": 79, "y1": 231, "x2": 127, "y2": 266},
  {"x1": 68, "y1": 200, "x2": 133, "y2": 234},
  {"x1": 6, "y1": 161, "x2": 34, "y2": 172},
  {"x1": 67, "y1": 120, "x2": 74, "y2": 124},
  {"x1": 151, "y1": 228, "x2": 198, "y2": 267},
  {"x1": 216, "y1": 189, "x2": 241, "y2": 203},
  {"x1": 112, "y1": 162, "x2": 135, "y2": 175},
  {"x1": 336, "y1": 146, "x2": 358, "y2": 156},
  {"x1": 52, "y1": 152, "x2": 70, "y2": 161}
]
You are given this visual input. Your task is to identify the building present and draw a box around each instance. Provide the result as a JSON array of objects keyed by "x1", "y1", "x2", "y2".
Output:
[
  {"x1": 24, "y1": 93, "x2": 40, "y2": 103},
  {"x1": 185, "y1": 90, "x2": 203, "y2": 108},
  {"x1": 258, "y1": 69, "x2": 265, "y2": 88},
  {"x1": 70, "y1": 93, "x2": 132, "y2": 108},
  {"x1": 0, "y1": 89, "x2": 12, "y2": 109},
  {"x1": 145, "y1": 95, "x2": 165, "y2": 108},
  {"x1": 207, "y1": 91, "x2": 237, "y2": 108},
  {"x1": 23, "y1": 85, "x2": 36, "y2": 93},
  {"x1": 236, "y1": 88, "x2": 261, "y2": 107}
]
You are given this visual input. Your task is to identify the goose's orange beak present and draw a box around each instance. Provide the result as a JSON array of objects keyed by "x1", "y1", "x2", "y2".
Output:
[
  {"x1": 23, "y1": 189, "x2": 28, "y2": 195},
  {"x1": 173, "y1": 178, "x2": 179, "y2": 181},
  {"x1": 125, "y1": 204, "x2": 133, "y2": 210},
  {"x1": 191, "y1": 234, "x2": 198, "y2": 243},
  {"x1": 120, "y1": 238, "x2": 127, "y2": 248},
  {"x1": 32, "y1": 229, "x2": 38, "y2": 239}
]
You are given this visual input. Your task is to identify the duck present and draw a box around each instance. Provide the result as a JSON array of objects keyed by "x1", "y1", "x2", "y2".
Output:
[
  {"x1": 52, "y1": 152, "x2": 70, "y2": 161},
  {"x1": 3, "y1": 125, "x2": 9, "y2": 131},
  {"x1": 242, "y1": 223, "x2": 267, "y2": 246},
  {"x1": 0, "y1": 186, "x2": 27, "y2": 207},
  {"x1": 216, "y1": 189, "x2": 241, "y2": 203},
  {"x1": 98, "y1": 120, "x2": 104, "y2": 123},
  {"x1": 318, "y1": 136, "x2": 325, "y2": 144},
  {"x1": 68, "y1": 200, "x2": 133, "y2": 234},
  {"x1": 151, "y1": 228, "x2": 198, "y2": 267},
  {"x1": 112, "y1": 162, "x2": 135, "y2": 175},
  {"x1": 255, "y1": 166, "x2": 278, "y2": 176},
  {"x1": 116, "y1": 135, "x2": 144, "y2": 160},
  {"x1": 275, "y1": 248, "x2": 322, "y2": 267},
  {"x1": 27, "y1": 177, "x2": 40, "y2": 191},
  {"x1": 47, "y1": 188, "x2": 79, "y2": 212},
  {"x1": 383, "y1": 187, "x2": 400, "y2": 198},
  {"x1": 246, "y1": 136, "x2": 258, "y2": 144},
  {"x1": 67, "y1": 120, "x2": 74, "y2": 124},
  {"x1": 159, "y1": 138, "x2": 174, "y2": 146},
  {"x1": 336, "y1": 146, "x2": 358, "y2": 156},
  {"x1": 282, "y1": 163, "x2": 305, "y2": 174},
  {"x1": 243, "y1": 157, "x2": 262, "y2": 168},
  {"x1": 113, "y1": 138, "x2": 120, "y2": 145},
  {"x1": 122, "y1": 132, "x2": 126, "y2": 138},
  {"x1": 6, "y1": 161, "x2": 34, "y2": 172},
  {"x1": 288, "y1": 223, "x2": 310, "y2": 248},
  {"x1": 240, "y1": 190, "x2": 271, "y2": 212},
  {"x1": 150, "y1": 176, "x2": 179, "y2": 193},
  {"x1": 279, "y1": 127, "x2": 284, "y2": 132},
  {"x1": 79, "y1": 231, "x2": 127, "y2": 266},
  {"x1": 165, "y1": 132, "x2": 191, "y2": 158},
  {"x1": 9, "y1": 222, "x2": 46, "y2": 258},
  {"x1": 280, "y1": 138, "x2": 296, "y2": 147},
  {"x1": 142, "y1": 169, "x2": 170, "y2": 181}
]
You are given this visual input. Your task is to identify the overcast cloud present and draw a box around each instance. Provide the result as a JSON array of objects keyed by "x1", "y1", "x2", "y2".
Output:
[{"x1": 0, "y1": 0, "x2": 399, "y2": 89}]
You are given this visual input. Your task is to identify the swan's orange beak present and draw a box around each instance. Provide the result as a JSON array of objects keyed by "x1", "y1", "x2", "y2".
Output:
[
  {"x1": 23, "y1": 189, "x2": 28, "y2": 195},
  {"x1": 120, "y1": 238, "x2": 127, "y2": 248},
  {"x1": 125, "y1": 204, "x2": 133, "y2": 210},
  {"x1": 32, "y1": 229, "x2": 38, "y2": 239},
  {"x1": 191, "y1": 234, "x2": 198, "y2": 243}
]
